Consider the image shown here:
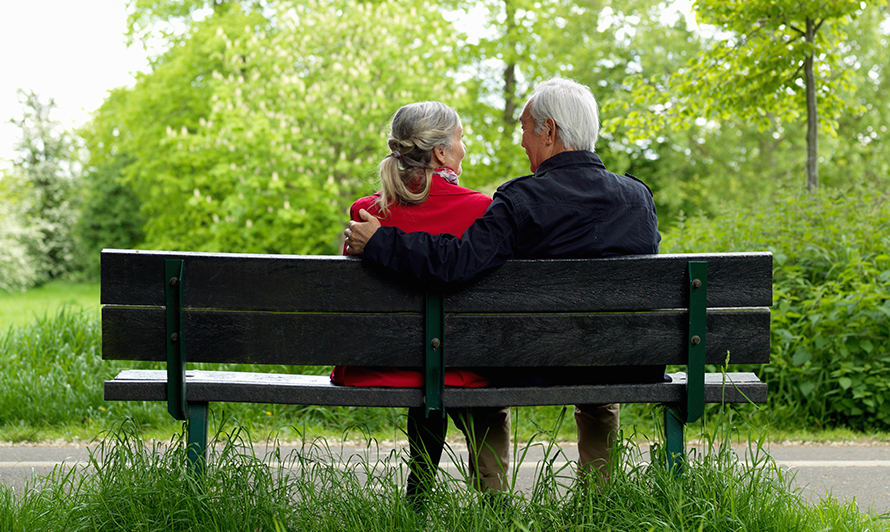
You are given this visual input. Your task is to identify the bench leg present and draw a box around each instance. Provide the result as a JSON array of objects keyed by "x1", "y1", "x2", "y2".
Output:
[
  {"x1": 664, "y1": 405, "x2": 685, "y2": 474},
  {"x1": 187, "y1": 402, "x2": 209, "y2": 476}
]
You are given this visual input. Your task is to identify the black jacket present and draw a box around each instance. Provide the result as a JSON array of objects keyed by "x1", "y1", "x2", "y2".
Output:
[{"x1": 364, "y1": 150, "x2": 661, "y2": 283}]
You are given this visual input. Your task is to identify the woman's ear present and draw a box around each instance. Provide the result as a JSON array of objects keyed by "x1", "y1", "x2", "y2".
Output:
[{"x1": 433, "y1": 145, "x2": 446, "y2": 165}]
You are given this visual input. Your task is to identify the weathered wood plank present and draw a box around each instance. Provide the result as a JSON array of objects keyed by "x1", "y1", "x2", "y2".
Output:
[
  {"x1": 445, "y1": 253, "x2": 773, "y2": 311},
  {"x1": 101, "y1": 250, "x2": 772, "y2": 312},
  {"x1": 105, "y1": 370, "x2": 766, "y2": 406},
  {"x1": 103, "y1": 307, "x2": 769, "y2": 365},
  {"x1": 102, "y1": 306, "x2": 424, "y2": 365},
  {"x1": 101, "y1": 249, "x2": 423, "y2": 312},
  {"x1": 445, "y1": 309, "x2": 771, "y2": 366}
]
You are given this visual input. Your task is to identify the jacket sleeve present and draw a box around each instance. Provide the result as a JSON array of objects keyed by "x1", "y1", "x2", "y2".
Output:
[{"x1": 363, "y1": 194, "x2": 519, "y2": 283}]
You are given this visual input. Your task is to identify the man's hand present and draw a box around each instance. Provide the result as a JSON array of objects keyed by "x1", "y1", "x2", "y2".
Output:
[{"x1": 344, "y1": 209, "x2": 381, "y2": 255}]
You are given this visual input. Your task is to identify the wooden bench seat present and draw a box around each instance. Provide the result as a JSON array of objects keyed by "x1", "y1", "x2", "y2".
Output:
[{"x1": 106, "y1": 370, "x2": 766, "y2": 407}]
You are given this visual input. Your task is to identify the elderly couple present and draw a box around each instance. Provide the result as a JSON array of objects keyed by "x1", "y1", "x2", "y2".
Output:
[{"x1": 333, "y1": 78, "x2": 663, "y2": 501}]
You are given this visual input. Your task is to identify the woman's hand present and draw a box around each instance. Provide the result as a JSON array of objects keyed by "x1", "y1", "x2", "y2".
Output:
[{"x1": 344, "y1": 209, "x2": 381, "y2": 255}]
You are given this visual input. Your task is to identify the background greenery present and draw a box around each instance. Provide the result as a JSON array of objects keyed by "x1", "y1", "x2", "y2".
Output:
[
  {"x1": 3, "y1": 0, "x2": 889, "y2": 289},
  {"x1": 664, "y1": 184, "x2": 890, "y2": 432},
  {"x1": 0, "y1": 0, "x2": 888, "y2": 441}
]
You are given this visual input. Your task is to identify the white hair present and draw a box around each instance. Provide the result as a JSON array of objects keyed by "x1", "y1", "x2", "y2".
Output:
[{"x1": 524, "y1": 78, "x2": 599, "y2": 152}]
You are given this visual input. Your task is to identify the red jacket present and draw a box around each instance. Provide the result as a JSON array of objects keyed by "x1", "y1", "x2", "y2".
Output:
[{"x1": 331, "y1": 172, "x2": 492, "y2": 387}]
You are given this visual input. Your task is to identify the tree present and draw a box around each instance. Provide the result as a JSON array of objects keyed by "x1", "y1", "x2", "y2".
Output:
[
  {"x1": 450, "y1": 0, "x2": 671, "y2": 191},
  {"x1": 819, "y1": 3, "x2": 890, "y2": 187},
  {"x1": 617, "y1": 0, "x2": 886, "y2": 192},
  {"x1": 9, "y1": 89, "x2": 79, "y2": 282},
  {"x1": 84, "y1": 0, "x2": 464, "y2": 254},
  {"x1": 74, "y1": 153, "x2": 145, "y2": 279}
]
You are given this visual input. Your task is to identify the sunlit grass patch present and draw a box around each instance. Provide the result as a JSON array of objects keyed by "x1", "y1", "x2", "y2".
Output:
[{"x1": 0, "y1": 281, "x2": 99, "y2": 331}]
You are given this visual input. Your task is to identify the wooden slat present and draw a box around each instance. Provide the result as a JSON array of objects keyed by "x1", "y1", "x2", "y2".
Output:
[
  {"x1": 446, "y1": 253, "x2": 773, "y2": 312},
  {"x1": 103, "y1": 307, "x2": 423, "y2": 364},
  {"x1": 101, "y1": 250, "x2": 772, "y2": 312},
  {"x1": 103, "y1": 307, "x2": 768, "y2": 366},
  {"x1": 105, "y1": 370, "x2": 765, "y2": 406},
  {"x1": 444, "y1": 309, "x2": 771, "y2": 366},
  {"x1": 101, "y1": 249, "x2": 423, "y2": 312}
]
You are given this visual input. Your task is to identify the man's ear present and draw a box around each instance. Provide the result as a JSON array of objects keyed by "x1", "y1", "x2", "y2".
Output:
[{"x1": 544, "y1": 118, "x2": 558, "y2": 145}]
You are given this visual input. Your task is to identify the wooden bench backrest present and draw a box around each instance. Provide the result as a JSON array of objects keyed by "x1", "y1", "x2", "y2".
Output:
[{"x1": 101, "y1": 250, "x2": 772, "y2": 368}]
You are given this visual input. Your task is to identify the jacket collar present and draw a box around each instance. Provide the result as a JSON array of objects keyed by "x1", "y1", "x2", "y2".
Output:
[{"x1": 534, "y1": 150, "x2": 604, "y2": 177}]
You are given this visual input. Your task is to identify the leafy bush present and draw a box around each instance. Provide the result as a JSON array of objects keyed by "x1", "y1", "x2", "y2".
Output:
[
  {"x1": 662, "y1": 183, "x2": 890, "y2": 430},
  {"x1": 72, "y1": 156, "x2": 145, "y2": 281}
]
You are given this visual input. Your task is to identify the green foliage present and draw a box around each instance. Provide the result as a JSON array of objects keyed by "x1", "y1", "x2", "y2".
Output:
[
  {"x1": 662, "y1": 183, "x2": 890, "y2": 430},
  {"x1": 85, "y1": 0, "x2": 464, "y2": 255},
  {"x1": 592, "y1": 3, "x2": 797, "y2": 222},
  {"x1": 613, "y1": 0, "x2": 888, "y2": 191},
  {"x1": 619, "y1": 0, "x2": 872, "y2": 135},
  {"x1": 820, "y1": 3, "x2": 890, "y2": 182},
  {"x1": 124, "y1": 0, "x2": 264, "y2": 45},
  {"x1": 73, "y1": 155, "x2": 145, "y2": 280},
  {"x1": 78, "y1": 0, "x2": 890, "y2": 248},
  {"x1": 453, "y1": 0, "x2": 680, "y2": 192}
]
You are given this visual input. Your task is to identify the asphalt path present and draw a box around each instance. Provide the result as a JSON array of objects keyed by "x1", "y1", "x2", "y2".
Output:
[{"x1": 2, "y1": 441, "x2": 888, "y2": 516}]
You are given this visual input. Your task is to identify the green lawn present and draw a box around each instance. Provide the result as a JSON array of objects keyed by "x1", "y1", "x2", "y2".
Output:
[{"x1": 0, "y1": 280, "x2": 100, "y2": 330}]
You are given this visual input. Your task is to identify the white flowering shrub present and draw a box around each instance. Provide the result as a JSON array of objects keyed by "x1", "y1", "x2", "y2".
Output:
[{"x1": 0, "y1": 199, "x2": 41, "y2": 292}]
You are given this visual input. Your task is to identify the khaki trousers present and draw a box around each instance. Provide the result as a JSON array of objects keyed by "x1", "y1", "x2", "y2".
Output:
[
  {"x1": 575, "y1": 403, "x2": 620, "y2": 484},
  {"x1": 452, "y1": 403, "x2": 620, "y2": 488},
  {"x1": 452, "y1": 406, "x2": 511, "y2": 492}
]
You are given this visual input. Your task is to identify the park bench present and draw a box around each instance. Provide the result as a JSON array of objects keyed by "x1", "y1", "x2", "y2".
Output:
[{"x1": 102, "y1": 249, "x2": 772, "y2": 473}]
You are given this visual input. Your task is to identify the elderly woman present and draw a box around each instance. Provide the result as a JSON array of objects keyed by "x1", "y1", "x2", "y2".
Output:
[{"x1": 332, "y1": 101, "x2": 510, "y2": 500}]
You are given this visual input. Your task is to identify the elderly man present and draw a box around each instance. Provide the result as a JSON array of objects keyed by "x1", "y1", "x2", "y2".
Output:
[{"x1": 345, "y1": 78, "x2": 662, "y2": 485}]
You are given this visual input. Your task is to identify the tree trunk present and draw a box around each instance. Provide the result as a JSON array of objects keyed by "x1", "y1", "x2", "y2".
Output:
[
  {"x1": 504, "y1": 62, "x2": 517, "y2": 125},
  {"x1": 503, "y1": 0, "x2": 518, "y2": 130},
  {"x1": 804, "y1": 17, "x2": 818, "y2": 192}
]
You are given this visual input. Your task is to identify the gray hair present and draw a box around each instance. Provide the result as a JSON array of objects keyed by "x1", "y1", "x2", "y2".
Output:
[
  {"x1": 524, "y1": 78, "x2": 599, "y2": 152},
  {"x1": 377, "y1": 101, "x2": 460, "y2": 216}
]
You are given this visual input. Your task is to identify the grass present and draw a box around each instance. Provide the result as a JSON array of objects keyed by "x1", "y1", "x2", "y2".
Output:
[
  {"x1": 0, "y1": 280, "x2": 99, "y2": 331},
  {"x1": 0, "y1": 420, "x2": 886, "y2": 531}
]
